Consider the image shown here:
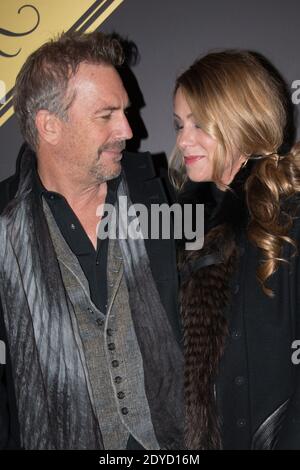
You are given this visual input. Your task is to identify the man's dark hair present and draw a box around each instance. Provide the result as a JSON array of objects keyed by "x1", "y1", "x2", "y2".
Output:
[{"x1": 13, "y1": 31, "x2": 124, "y2": 150}]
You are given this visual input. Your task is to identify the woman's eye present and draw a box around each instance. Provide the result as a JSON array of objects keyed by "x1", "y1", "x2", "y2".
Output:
[{"x1": 174, "y1": 121, "x2": 183, "y2": 132}]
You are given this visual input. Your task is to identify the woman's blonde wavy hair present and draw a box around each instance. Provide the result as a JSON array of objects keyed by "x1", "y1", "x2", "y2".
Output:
[{"x1": 170, "y1": 50, "x2": 300, "y2": 295}]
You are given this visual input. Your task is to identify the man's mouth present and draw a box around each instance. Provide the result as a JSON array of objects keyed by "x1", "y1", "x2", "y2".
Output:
[
  {"x1": 100, "y1": 142, "x2": 126, "y2": 154},
  {"x1": 98, "y1": 142, "x2": 126, "y2": 161},
  {"x1": 103, "y1": 149, "x2": 122, "y2": 156}
]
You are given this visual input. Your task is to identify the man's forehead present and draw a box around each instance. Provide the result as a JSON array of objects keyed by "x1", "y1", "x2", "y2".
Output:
[
  {"x1": 70, "y1": 62, "x2": 120, "y2": 87},
  {"x1": 67, "y1": 62, "x2": 128, "y2": 106}
]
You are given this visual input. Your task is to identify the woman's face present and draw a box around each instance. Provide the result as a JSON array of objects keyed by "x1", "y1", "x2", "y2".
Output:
[{"x1": 173, "y1": 87, "x2": 245, "y2": 184}]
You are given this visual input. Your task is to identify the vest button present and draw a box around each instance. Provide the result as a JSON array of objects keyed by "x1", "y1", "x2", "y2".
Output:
[
  {"x1": 108, "y1": 343, "x2": 115, "y2": 351},
  {"x1": 231, "y1": 330, "x2": 241, "y2": 340},
  {"x1": 235, "y1": 376, "x2": 245, "y2": 386},
  {"x1": 115, "y1": 376, "x2": 122, "y2": 384},
  {"x1": 107, "y1": 328, "x2": 113, "y2": 336},
  {"x1": 117, "y1": 391, "x2": 125, "y2": 399},
  {"x1": 112, "y1": 360, "x2": 119, "y2": 368},
  {"x1": 237, "y1": 418, "x2": 246, "y2": 428},
  {"x1": 121, "y1": 407, "x2": 129, "y2": 415}
]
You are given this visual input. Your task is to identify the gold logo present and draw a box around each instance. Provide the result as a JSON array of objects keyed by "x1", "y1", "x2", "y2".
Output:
[{"x1": 0, "y1": 0, "x2": 124, "y2": 127}]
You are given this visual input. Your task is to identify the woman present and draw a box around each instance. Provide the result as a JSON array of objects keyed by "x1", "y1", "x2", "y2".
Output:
[{"x1": 171, "y1": 50, "x2": 300, "y2": 450}]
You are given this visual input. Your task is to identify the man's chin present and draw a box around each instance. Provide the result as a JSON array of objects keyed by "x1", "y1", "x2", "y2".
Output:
[
  {"x1": 102, "y1": 165, "x2": 122, "y2": 183},
  {"x1": 111, "y1": 165, "x2": 122, "y2": 179},
  {"x1": 112, "y1": 159, "x2": 122, "y2": 172}
]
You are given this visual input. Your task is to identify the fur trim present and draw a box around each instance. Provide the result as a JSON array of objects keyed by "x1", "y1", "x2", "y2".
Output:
[
  {"x1": 180, "y1": 223, "x2": 238, "y2": 450},
  {"x1": 179, "y1": 161, "x2": 299, "y2": 449},
  {"x1": 179, "y1": 166, "x2": 253, "y2": 449}
]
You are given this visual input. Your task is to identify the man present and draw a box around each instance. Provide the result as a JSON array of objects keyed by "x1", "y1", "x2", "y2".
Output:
[{"x1": 0, "y1": 32, "x2": 183, "y2": 450}]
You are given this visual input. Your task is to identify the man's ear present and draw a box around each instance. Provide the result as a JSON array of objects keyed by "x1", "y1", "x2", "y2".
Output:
[{"x1": 35, "y1": 110, "x2": 63, "y2": 145}]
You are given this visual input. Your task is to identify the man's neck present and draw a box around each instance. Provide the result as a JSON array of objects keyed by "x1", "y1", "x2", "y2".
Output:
[
  {"x1": 37, "y1": 160, "x2": 108, "y2": 211},
  {"x1": 36, "y1": 159, "x2": 110, "y2": 250}
]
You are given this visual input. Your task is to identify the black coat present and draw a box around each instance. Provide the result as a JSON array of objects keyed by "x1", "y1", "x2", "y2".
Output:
[
  {"x1": 182, "y1": 172, "x2": 300, "y2": 450},
  {"x1": 0, "y1": 144, "x2": 180, "y2": 449},
  {"x1": 217, "y1": 215, "x2": 300, "y2": 449}
]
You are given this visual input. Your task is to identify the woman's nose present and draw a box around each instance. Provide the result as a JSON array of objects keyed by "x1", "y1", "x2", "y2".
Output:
[{"x1": 176, "y1": 127, "x2": 195, "y2": 150}]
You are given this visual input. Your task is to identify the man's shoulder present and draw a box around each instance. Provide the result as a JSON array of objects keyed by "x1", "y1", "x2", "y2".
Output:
[
  {"x1": 122, "y1": 150, "x2": 155, "y2": 180},
  {"x1": 122, "y1": 150, "x2": 176, "y2": 204},
  {"x1": 0, "y1": 143, "x2": 29, "y2": 215},
  {"x1": 0, "y1": 173, "x2": 19, "y2": 215}
]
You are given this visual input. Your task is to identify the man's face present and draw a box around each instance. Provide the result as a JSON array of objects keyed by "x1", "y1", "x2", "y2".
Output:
[{"x1": 57, "y1": 62, "x2": 132, "y2": 185}]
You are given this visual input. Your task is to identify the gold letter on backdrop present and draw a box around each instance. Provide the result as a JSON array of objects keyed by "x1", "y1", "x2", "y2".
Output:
[{"x1": 0, "y1": 0, "x2": 124, "y2": 127}]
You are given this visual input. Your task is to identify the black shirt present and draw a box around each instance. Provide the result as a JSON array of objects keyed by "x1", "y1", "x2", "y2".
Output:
[
  {"x1": 32, "y1": 166, "x2": 120, "y2": 314},
  {"x1": 32, "y1": 167, "x2": 148, "y2": 450}
]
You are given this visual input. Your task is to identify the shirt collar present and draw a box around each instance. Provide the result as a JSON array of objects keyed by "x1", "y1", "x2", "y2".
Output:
[{"x1": 32, "y1": 162, "x2": 121, "y2": 202}]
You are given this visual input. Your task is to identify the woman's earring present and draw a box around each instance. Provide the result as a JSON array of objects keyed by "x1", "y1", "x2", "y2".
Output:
[{"x1": 241, "y1": 158, "x2": 248, "y2": 168}]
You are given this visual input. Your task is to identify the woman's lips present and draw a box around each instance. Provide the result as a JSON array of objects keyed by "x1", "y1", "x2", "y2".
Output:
[{"x1": 184, "y1": 155, "x2": 205, "y2": 165}]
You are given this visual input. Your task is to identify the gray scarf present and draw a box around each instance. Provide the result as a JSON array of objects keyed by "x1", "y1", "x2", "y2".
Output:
[{"x1": 0, "y1": 149, "x2": 183, "y2": 449}]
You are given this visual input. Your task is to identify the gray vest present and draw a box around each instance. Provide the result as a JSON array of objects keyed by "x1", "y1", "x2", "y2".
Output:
[{"x1": 43, "y1": 200, "x2": 160, "y2": 450}]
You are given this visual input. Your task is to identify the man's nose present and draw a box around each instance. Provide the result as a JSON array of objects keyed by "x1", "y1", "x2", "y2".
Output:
[{"x1": 120, "y1": 114, "x2": 133, "y2": 141}]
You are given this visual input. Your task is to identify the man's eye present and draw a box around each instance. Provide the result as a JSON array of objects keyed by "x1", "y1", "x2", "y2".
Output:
[{"x1": 100, "y1": 114, "x2": 112, "y2": 120}]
